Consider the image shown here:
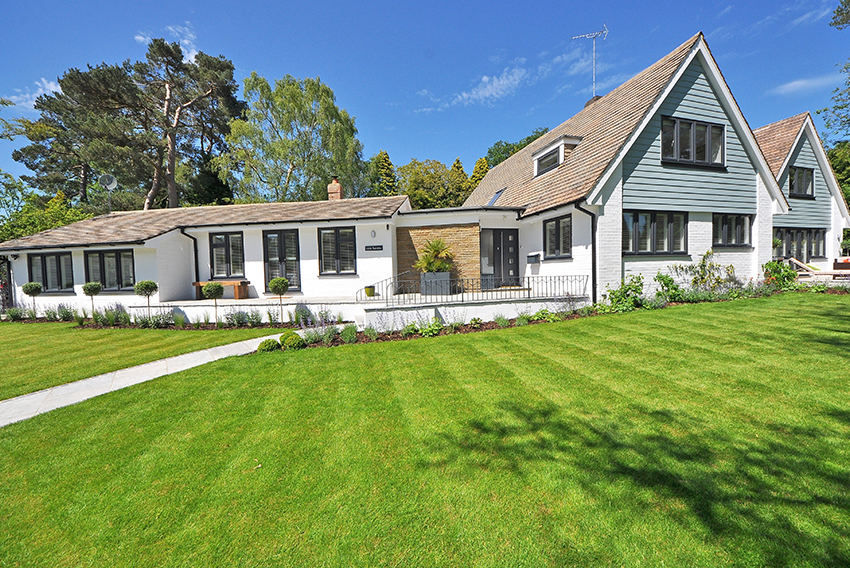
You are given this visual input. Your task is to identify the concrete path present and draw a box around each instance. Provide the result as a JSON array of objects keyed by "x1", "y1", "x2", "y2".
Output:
[{"x1": 0, "y1": 333, "x2": 283, "y2": 428}]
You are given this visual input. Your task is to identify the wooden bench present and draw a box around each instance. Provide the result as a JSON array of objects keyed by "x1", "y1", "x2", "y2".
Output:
[{"x1": 193, "y1": 280, "x2": 250, "y2": 300}]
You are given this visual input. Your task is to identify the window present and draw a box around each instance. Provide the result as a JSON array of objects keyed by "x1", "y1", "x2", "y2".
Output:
[
  {"x1": 84, "y1": 250, "x2": 135, "y2": 290},
  {"x1": 543, "y1": 215, "x2": 572, "y2": 259},
  {"x1": 319, "y1": 227, "x2": 356, "y2": 275},
  {"x1": 28, "y1": 253, "x2": 74, "y2": 292},
  {"x1": 487, "y1": 189, "x2": 505, "y2": 206},
  {"x1": 712, "y1": 214, "x2": 752, "y2": 247},
  {"x1": 661, "y1": 116, "x2": 724, "y2": 166},
  {"x1": 788, "y1": 166, "x2": 814, "y2": 198},
  {"x1": 210, "y1": 233, "x2": 244, "y2": 278},
  {"x1": 773, "y1": 228, "x2": 825, "y2": 260},
  {"x1": 263, "y1": 230, "x2": 300, "y2": 290},
  {"x1": 623, "y1": 211, "x2": 687, "y2": 254},
  {"x1": 536, "y1": 149, "x2": 559, "y2": 176}
]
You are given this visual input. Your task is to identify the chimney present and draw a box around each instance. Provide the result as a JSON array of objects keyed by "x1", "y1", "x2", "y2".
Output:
[{"x1": 327, "y1": 176, "x2": 342, "y2": 200}]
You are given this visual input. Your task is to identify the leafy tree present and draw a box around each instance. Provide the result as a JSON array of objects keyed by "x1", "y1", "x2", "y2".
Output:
[
  {"x1": 268, "y1": 277, "x2": 290, "y2": 325},
  {"x1": 182, "y1": 152, "x2": 233, "y2": 205},
  {"x1": 828, "y1": 141, "x2": 850, "y2": 205},
  {"x1": 468, "y1": 157, "x2": 489, "y2": 194},
  {"x1": 202, "y1": 281, "x2": 224, "y2": 324},
  {"x1": 22, "y1": 282, "x2": 42, "y2": 314},
  {"x1": 215, "y1": 72, "x2": 365, "y2": 202},
  {"x1": 82, "y1": 281, "x2": 103, "y2": 315},
  {"x1": 367, "y1": 150, "x2": 398, "y2": 197},
  {"x1": 820, "y1": 2, "x2": 850, "y2": 141},
  {"x1": 397, "y1": 159, "x2": 451, "y2": 209},
  {"x1": 134, "y1": 280, "x2": 159, "y2": 319},
  {"x1": 445, "y1": 158, "x2": 469, "y2": 207},
  {"x1": 485, "y1": 127, "x2": 549, "y2": 168},
  {"x1": 0, "y1": 190, "x2": 90, "y2": 243}
]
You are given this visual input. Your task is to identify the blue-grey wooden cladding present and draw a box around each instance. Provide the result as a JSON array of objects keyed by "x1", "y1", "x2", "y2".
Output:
[
  {"x1": 623, "y1": 58, "x2": 758, "y2": 214},
  {"x1": 775, "y1": 132, "x2": 831, "y2": 228}
]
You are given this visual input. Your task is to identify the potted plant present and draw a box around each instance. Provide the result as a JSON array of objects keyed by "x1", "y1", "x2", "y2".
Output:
[{"x1": 413, "y1": 238, "x2": 454, "y2": 295}]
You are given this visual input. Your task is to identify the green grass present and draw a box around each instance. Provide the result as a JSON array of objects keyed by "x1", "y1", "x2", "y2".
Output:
[
  {"x1": 0, "y1": 322, "x2": 277, "y2": 400},
  {"x1": 1, "y1": 293, "x2": 849, "y2": 567}
]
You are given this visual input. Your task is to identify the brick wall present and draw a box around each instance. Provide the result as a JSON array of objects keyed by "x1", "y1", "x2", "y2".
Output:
[{"x1": 396, "y1": 224, "x2": 480, "y2": 281}]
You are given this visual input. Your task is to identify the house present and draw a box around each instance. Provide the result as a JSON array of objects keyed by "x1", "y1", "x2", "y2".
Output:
[
  {"x1": 2, "y1": 32, "x2": 848, "y2": 325},
  {"x1": 753, "y1": 113, "x2": 850, "y2": 267}
]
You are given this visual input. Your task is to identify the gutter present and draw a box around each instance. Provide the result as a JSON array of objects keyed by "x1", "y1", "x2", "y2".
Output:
[
  {"x1": 574, "y1": 202, "x2": 597, "y2": 304},
  {"x1": 180, "y1": 228, "x2": 200, "y2": 284}
]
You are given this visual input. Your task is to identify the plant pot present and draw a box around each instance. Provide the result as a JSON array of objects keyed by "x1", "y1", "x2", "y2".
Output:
[
  {"x1": 365, "y1": 285, "x2": 375, "y2": 297},
  {"x1": 420, "y1": 272, "x2": 451, "y2": 295}
]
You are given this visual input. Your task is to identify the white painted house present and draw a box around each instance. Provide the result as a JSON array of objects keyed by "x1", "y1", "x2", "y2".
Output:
[{"x1": 2, "y1": 32, "x2": 848, "y2": 325}]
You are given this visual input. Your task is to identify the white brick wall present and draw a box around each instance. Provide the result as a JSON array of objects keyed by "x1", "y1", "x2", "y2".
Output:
[{"x1": 596, "y1": 164, "x2": 624, "y2": 301}]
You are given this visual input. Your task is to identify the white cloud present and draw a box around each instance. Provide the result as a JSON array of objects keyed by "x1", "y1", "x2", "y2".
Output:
[
  {"x1": 134, "y1": 31, "x2": 152, "y2": 44},
  {"x1": 792, "y1": 4, "x2": 833, "y2": 25},
  {"x1": 450, "y1": 67, "x2": 528, "y2": 106},
  {"x1": 166, "y1": 22, "x2": 199, "y2": 62},
  {"x1": 5, "y1": 78, "x2": 61, "y2": 109},
  {"x1": 770, "y1": 74, "x2": 841, "y2": 95},
  {"x1": 718, "y1": 5, "x2": 733, "y2": 17}
]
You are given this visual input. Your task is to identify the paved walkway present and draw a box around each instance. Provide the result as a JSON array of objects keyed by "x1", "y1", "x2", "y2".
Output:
[{"x1": 0, "y1": 333, "x2": 283, "y2": 428}]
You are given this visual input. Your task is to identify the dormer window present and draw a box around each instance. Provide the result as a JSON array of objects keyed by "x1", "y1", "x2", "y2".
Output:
[{"x1": 532, "y1": 135, "x2": 581, "y2": 177}]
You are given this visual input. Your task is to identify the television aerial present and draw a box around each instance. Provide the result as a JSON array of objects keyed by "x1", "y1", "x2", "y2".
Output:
[
  {"x1": 572, "y1": 24, "x2": 609, "y2": 97},
  {"x1": 99, "y1": 174, "x2": 117, "y2": 213}
]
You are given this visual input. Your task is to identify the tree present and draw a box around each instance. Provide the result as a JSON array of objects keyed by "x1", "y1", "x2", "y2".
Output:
[
  {"x1": 367, "y1": 150, "x2": 398, "y2": 197},
  {"x1": 268, "y1": 277, "x2": 290, "y2": 325},
  {"x1": 828, "y1": 141, "x2": 850, "y2": 205},
  {"x1": 202, "y1": 281, "x2": 224, "y2": 324},
  {"x1": 82, "y1": 281, "x2": 103, "y2": 315},
  {"x1": 215, "y1": 72, "x2": 365, "y2": 202},
  {"x1": 181, "y1": 152, "x2": 233, "y2": 205},
  {"x1": 22, "y1": 282, "x2": 42, "y2": 315},
  {"x1": 0, "y1": 190, "x2": 90, "y2": 243},
  {"x1": 445, "y1": 158, "x2": 469, "y2": 207},
  {"x1": 133, "y1": 280, "x2": 158, "y2": 319},
  {"x1": 485, "y1": 127, "x2": 549, "y2": 168},
  {"x1": 819, "y1": 2, "x2": 850, "y2": 141},
  {"x1": 397, "y1": 159, "x2": 451, "y2": 209},
  {"x1": 468, "y1": 157, "x2": 489, "y2": 193}
]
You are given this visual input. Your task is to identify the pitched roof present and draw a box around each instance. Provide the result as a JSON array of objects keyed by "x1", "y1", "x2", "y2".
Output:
[
  {"x1": 752, "y1": 112, "x2": 809, "y2": 177},
  {"x1": 0, "y1": 196, "x2": 410, "y2": 252},
  {"x1": 465, "y1": 33, "x2": 702, "y2": 216}
]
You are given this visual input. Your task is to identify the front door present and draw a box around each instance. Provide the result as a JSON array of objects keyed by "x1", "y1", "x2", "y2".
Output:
[{"x1": 481, "y1": 229, "x2": 520, "y2": 288}]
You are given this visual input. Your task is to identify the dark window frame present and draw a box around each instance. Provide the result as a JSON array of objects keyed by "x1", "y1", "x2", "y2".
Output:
[
  {"x1": 318, "y1": 227, "x2": 357, "y2": 276},
  {"x1": 773, "y1": 227, "x2": 826, "y2": 260},
  {"x1": 535, "y1": 148, "x2": 560, "y2": 176},
  {"x1": 262, "y1": 229, "x2": 301, "y2": 291},
  {"x1": 83, "y1": 250, "x2": 136, "y2": 291},
  {"x1": 543, "y1": 214, "x2": 572, "y2": 259},
  {"x1": 712, "y1": 214, "x2": 753, "y2": 248},
  {"x1": 622, "y1": 210, "x2": 688, "y2": 255},
  {"x1": 788, "y1": 166, "x2": 815, "y2": 199},
  {"x1": 209, "y1": 232, "x2": 245, "y2": 279},
  {"x1": 661, "y1": 116, "x2": 725, "y2": 167},
  {"x1": 28, "y1": 252, "x2": 74, "y2": 292}
]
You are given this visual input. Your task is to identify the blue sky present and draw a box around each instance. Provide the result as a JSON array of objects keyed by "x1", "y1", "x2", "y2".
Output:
[{"x1": 0, "y1": 0, "x2": 846, "y2": 184}]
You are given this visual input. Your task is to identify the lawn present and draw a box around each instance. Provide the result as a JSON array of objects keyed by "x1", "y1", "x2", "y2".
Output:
[
  {"x1": 1, "y1": 293, "x2": 849, "y2": 567},
  {"x1": 0, "y1": 322, "x2": 277, "y2": 400}
]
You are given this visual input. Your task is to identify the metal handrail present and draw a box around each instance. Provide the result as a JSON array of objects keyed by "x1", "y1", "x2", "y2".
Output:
[{"x1": 357, "y1": 273, "x2": 589, "y2": 307}]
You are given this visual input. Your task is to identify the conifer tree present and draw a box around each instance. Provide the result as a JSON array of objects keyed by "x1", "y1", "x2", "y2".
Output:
[
  {"x1": 369, "y1": 149, "x2": 398, "y2": 196},
  {"x1": 468, "y1": 157, "x2": 489, "y2": 194},
  {"x1": 445, "y1": 158, "x2": 469, "y2": 207}
]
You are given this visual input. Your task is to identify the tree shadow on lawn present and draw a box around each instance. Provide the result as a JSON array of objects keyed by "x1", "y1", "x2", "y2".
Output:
[{"x1": 420, "y1": 400, "x2": 850, "y2": 566}]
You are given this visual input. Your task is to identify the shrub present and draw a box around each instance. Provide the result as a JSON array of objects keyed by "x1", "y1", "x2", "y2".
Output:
[
  {"x1": 280, "y1": 330, "x2": 306, "y2": 350},
  {"x1": 268, "y1": 277, "x2": 290, "y2": 325},
  {"x1": 57, "y1": 304, "x2": 74, "y2": 322},
  {"x1": 531, "y1": 308, "x2": 562, "y2": 323},
  {"x1": 266, "y1": 309, "x2": 280, "y2": 326},
  {"x1": 577, "y1": 305, "x2": 595, "y2": 317},
  {"x1": 607, "y1": 275, "x2": 645, "y2": 313},
  {"x1": 401, "y1": 322, "x2": 419, "y2": 338},
  {"x1": 303, "y1": 329, "x2": 322, "y2": 344},
  {"x1": 118, "y1": 311, "x2": 132, "y2": 326},
  {"x1": 808, "y1": 282, "x2": 829, "y2": 294},
  {"x1": 82, "y1": 281, "x2": 103, "y2": 315},
  {"x1": 173, "y1": 312, "x2": 187, "y2": 328},
  {"x1": 257, "y1": 338, "x2": 281, "y2": 353},
  {"x1": 226, "y1": 310, "x2": 249, "y2": 328},
  {"x1": 321, "y1": 326, "x2": 339, "y2": 346},
  {"x1": 92, "y1": 310, "x2": 107, "y2": 326},
  {"x1": 74, "y1": 311, "x2": 85, "y2": 326},
  {"x1": 340, "y1": 324, "x2": 358, "y2": 344},
  {"x1": 671, "y1": 251, "x2": 737, "y2": 292},
  {"x1": 654, "y1": 273, "x2": 685, "y2": 303},
  {"x1": 762, "y1": 261, "x2": 798, "y2": 290},
  {"x1": 25, "y1": 308, "x2": 37, "y2": 320},
  {"x1": 44, "y1": 308, "x2": 58, "y2": 321},
  {"x1": 134, "y1": 280, "x2": 159, "y2": 319},
  {"x1": 419, "y1": 318, "x2": 444, "y2": 337},
  {"x1": 363, "y1": 325, "x2": 379, "y2": 341},
  {"x1": 468, "y1": 317, "x2": 483, "y2": 329},
  {"x1": 136, "y1": 311, "x2": 174, "y2": 329},
  {"x1": 247, "y1": 310, "x2": 263, "y2": 328},
  {"x1": 494, "y1": 314, "x2": 511, "y2": 328},
  {"x1": 5, "y1": 307, "x2": 23, "y2": 321},
  {"x1": 515, "y1": 314, "x2": 531, "y2": 326},
  {"x1": 22, "y1": 282, "x2": 42, "y2": 314},
  {"x1": 202, "y1": 282, "x2": 224, "y2": 323}
]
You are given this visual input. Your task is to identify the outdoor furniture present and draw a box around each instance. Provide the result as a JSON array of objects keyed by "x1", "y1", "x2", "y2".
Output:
[
  {"x1": 787, "y1": 258, "x2": 850, "y2": 281},
  {"x1": 193, "y1": 280, "x2": 250, "y2": 300}
]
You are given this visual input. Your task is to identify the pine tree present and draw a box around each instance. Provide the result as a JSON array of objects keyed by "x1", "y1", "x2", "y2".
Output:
[
  {"x1": 445, "y1": 158, "x2": 469, "y2": 207},
  {"x1": 369, "y1": 149, "x2": 398, "y2": 196},
  {"x1": 468, "y1": 157, "x2": 489, "y2": 194}
]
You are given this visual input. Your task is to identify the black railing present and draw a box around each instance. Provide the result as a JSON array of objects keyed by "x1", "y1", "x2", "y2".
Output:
[{"x1": 356, "y1": 273, "x2": 589, "y2": 307}]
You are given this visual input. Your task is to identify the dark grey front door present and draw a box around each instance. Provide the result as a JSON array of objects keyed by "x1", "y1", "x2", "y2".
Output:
[{"x1": 481, "y1": 229, "x2": 519, "y2": 287}]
